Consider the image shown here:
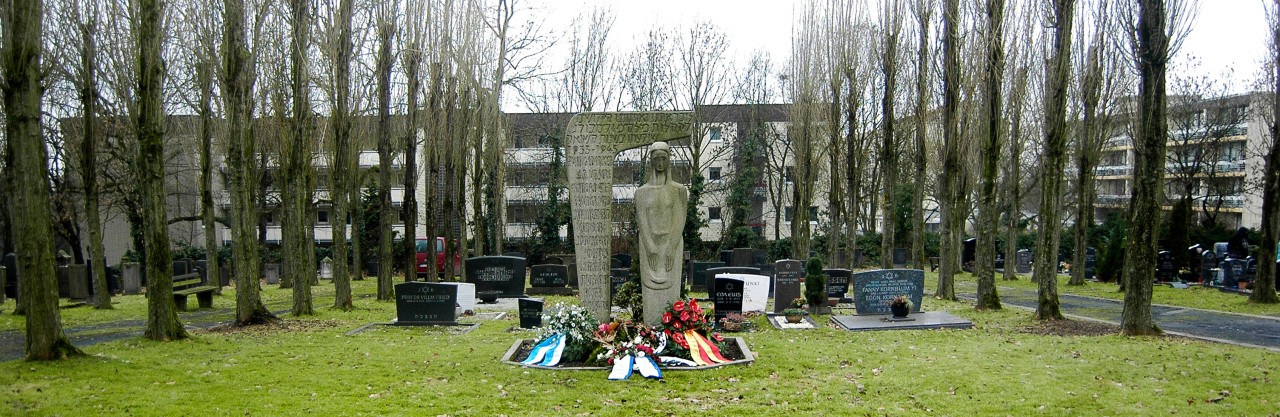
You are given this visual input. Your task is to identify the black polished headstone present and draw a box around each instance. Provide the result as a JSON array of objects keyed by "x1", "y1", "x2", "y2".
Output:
[
  {"x1": 3, "y1": 253, "x2": 16, "y2": 299},
  {"x1": 1200, "y1": 251, "x2": 1217, "y2": 283},
  {"x1": 518, "y1": 298, "x2": 544, "y2": 329},
  {"x1": 892, "y1": 248, "x2": 909, "y2": 267},
  {"x1": 609, "y1": 268, "x2": 630, "y2": 304},
  {"x1": 544, "y1": 257, "x2": 564, "y2": 265},
  {"x1": 851, "y1": 269, "x2": 925, "y2": 315},
  {"x1": 1015, "y1": 249, "x2": 1032, "y2": 274},
  {"x1": 394, "y1": 282, "x2": 459, "y2": 325},
  {"x1": 773, "y1": 260, "x2": 804, "y2": 314},
  {"x1": 730, "y1": 248, "x2": 754, "y2": 267},
  {"x1": 173, "y1": 259, "x2": 190, "y2": 277},
  {"x1": 719, "y1": 250, "x2": 733, "y2": 265},
  {"x1": 1156, "y1": 251, "x2": 1175, "y2": 282},
  {"x1": 753, "y1": 249, "x2": 767, "y2": 266},
  {"x1": 530, "y1": 264, "x2": 569, "y2": 287},
  {"x1": 688, "y1": 261, "x2": 725, "y2": 292},
  {"x1": 712, "y1": 276, "x2": 745, "y2": 322},
  {"x1": 1223, "y1": 258, "x2": 1246, "y2": 287},
  {"x1": 1084, "y1": 247, "x2": 1097, "y2": 280},
  {"x1": 611, "y1": 254, "x2": 632, "y2": 269},
  {"x1": 961, "y1": 238, "x2": 977, "y2": 271},
  {"x1": 610, "y1": 257, "x2": 623, "y2": 269},
  {"x1": 824, "y1": 268, "x2": 852, "y2": 301},
  {"x1": 194, "y1": 260, "x2": 209, "y2": 283},
  {"x1": 465, "y1": 256, "x2": 527, "y2": 298}
]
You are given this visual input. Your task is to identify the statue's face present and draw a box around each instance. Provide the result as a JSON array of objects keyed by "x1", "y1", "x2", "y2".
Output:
[{"x1": 651, "y1": 150, "x2": 670, "y2": 174}]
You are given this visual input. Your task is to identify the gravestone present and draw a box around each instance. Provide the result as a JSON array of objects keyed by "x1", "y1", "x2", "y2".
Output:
[
  {"x1": 565, "y1": 111, "x2": 693, "y2": 320},
  {"x1": 1200, "y1": 251, "x2": 1217, "y2": 283},
  {"x1": 219, "y1": 265, "x2": 231, "y2": 287},
  {"x1": 1084, "y1": 247, "x2": 1097, "y2": 280},
  {"x1": 173, "y1": 259, "x2": 190, "y2": 277},
  {"x1": 1246, "y1": 258, "x2": 1258, "y2": 283},
  {"x1": 55, "y1": 265, "x2": 71, "y2": 298},
  {"x1": 753, "y1": 249, "x2": 767, "y2": 266},
  {"x1": 530, "y1": 264, "x2": 569, "y2": 287},
  {"x1": 610, "y1": 257, "x2": 622, "y2": 269},
  {"x1": 465, "y1": 256, "x2": 527, "y2": 298},
  {"x1": 319, "y1": 257, "x2": 333, "y2": 280},
  {"x1": 264, "y1": 263, "x2": 281, "y2": 285},
  {"x1": 730, "y1": 248, "x2": 755, "y2": 267},
  {"x1": 502, "y1": 252, "x2": 525, "y2": 259},
  {"x1": 194, "y1": 260, "x2": 209, "y2": 283},
  {"x1": 773, "y1": 260, "x2": 804, "y2": 314},
  {"x1": 567, "y1": 262, "x2": 579, "y2": 288},
  {"x1": 1015, "y1": 249, "x2": 1032, "y2": 274},
  {"x1": 892, "y1": 248, "x2": 909, "y2": 267},
  {"x1": 852, "y1": 249, "x2": 864, "y2": 268},
  {"x1": 518, "y1": 298, "x2": 544, "y2": 329},
  {"x1": 714, "y1": 274, "x2": 769, "y2": 312},
  {"x1": 0, "y1": 265, "x2": 5, "y2": 303},
  {"x1": 448, "y1": 282, "x2": 477, "y2": 313},
  {"x1": 824, "y1": 268, "x2": 853, "y2": 302},
  {"x1": 3, "y1": 253, "x2": 16, "y2": 299},
  {"x1": 852, "y1": 269, "x2": 925, "y2": 315},
  {"x1": 1223, "y1": 258, "x2": 1246, "y2": 287},
  {"x1": 609, "y1": 268, "x2": 631, "y2": 304},
  {"x1": 544, "y1": 256, "x2": 564, "y2": 265},
  {"x1": 688, "y1": 261, "x2": 725, "y2": 292},
  {"x1": 962, "y1": 238, "x2": 977, "y2": 271},
  {"x1": 712, "y1": 276, "x2": 745, "y2": 322},
  {"x1": 719, "y1": 250, "x2": 733, "y2": 265},
  {"x1": 122, "y1": 262, "x2": 141, "y2": 295},
  {"x1": 705, "y1": 266, "x2": 761, "y2": 285},
  {"x1": 1156, "y1": 251, "x2": 1175, "y2": 282},
  {"x1": 393, "y1": 282, "x2": 458, "y2": 325},
  {"x1": 65, "y1": 264, "x2": 90, "y2": 300},
  {"x1": 611, "y1": 254, "x2": 632, "y2": 269}
]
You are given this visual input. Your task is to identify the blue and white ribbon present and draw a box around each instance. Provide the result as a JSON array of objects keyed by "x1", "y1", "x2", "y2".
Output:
[
  {"x1": 521, "y1": 334, "x2": 565, "y2": 366},
  {"x1": 607, "y1": 354, "x2": 635, "y2": 380}
]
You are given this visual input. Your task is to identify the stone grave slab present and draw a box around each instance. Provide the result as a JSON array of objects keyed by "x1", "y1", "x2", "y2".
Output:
[
  {"x1": 609, "y1": 268, "x2": 630, "y2": 305},
  {"x1": 64, "y1": 264, "x2": 90, "y2": 300},
  {"x1": 824, "y1": 268, "x2": 852, "y2": 302},
  {"x1": 688, "y1": 261, "x2": 724, "y2": 292},
  {"x1": 766, "y1": 314, "x2": 818, "y2": 330},
  {"x1": 122, "y1": 263, "x2": 141, "y2": 295},
  {"x1": 831, "y1": 311, "x2": 974, "y2": 331},
  {"x1": 773, "y1": 260, "x2": 804, "y2": 313},
  {"x1": 712, "y1": 276, "x2": 745, "y2": 322},
  {"x1": 716, "y1": 273, "x2": 769, "y2": 313},
  {"x1": 465, "y1": 256, "x2": 527, "y2": 298},
  {"x1": 264, "y1": 263, "x2": 281, "y2": 285},
  {"x1": 393, "y1": 282, "x2": 459, "y2": 325},
  {"x1": 852, "y1": 269, "x2": 925, "y2": 315},
  {"x1": 518, "y1": 298, "x2": 544, "y2": 329},
  {"x1": 1015, "y1": 249, "x2": 1032, "y2": 274},
  {"x1": 611, "y1": 254, "x2": 632, "y2": 269},
  {"x1": 892, "y1": 248, "x2": 909, "y2": 267},
  {"x1": 1084, "y1": 247, "x2": 1097, "y2": 280},
  {"x1": 319, "y1": 257, "x2": 333, "y2": 280},
  {"x1": 730, "y1": 248, "x2": 754, "y2": 267},
  {"x1": 3, "y1": 253, "x2": 16, "y2": 299},
  {"x1": 527, "y1": 264, "x2": 574, "y2": 295}
]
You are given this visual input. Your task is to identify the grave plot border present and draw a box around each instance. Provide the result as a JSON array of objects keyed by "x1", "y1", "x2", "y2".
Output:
[{"x1": 500, "y1": 337, "x2": 755, "y2": 370}]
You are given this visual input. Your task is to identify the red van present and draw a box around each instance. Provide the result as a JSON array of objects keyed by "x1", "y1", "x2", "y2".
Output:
[{"x1": 416, "y1": 237, "x2": 461, "y2": 276}]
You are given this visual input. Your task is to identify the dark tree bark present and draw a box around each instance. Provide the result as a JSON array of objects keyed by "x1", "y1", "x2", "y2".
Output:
[
  {"x1": 223, "y1": 0, "x2": 278, "y2": 325},
  {"x1": 137, "y1": 0, "x2": 187, "y2": 341},
  {"x1": 77, "y1": 4, "x2": 111, "y2": 309},
  {"x1": 1251, "y1": 0, "x2": 1280, "y2": 305},
  {"x1": 2, "y1": 0, "x2": 83, "y2": 359},
  {"x1": 1120, "y1": 0, "x2": 1168, "y2": 334},
  {"x1": 1002, "y1": 64, "x2": 1028, "y2": 282},
  {"x1": 879, "y1": 1, "x2": 902, "y2": 270},
  {"x1": 1032, "y1": 0, "x2": 1076, "y2": 321},
  {"x1": 424, "y1": 62, "x2": 444, "y2": 281},
  {"x1": 285, "y1": 0, "x2": 315, "y2": 316},
  {"x1": 330, "y1": 0, "x2": 355, "y2": 308},
  {"x1": 974, "y1": 0, "x2": 1005, "y2": 310},
  {"x1": 910, "y1": 0, "x2": 933, "y2": 273},
  {"x1": 1070, "y1": 19, "x2": 1110, "y2": 287},
  {"x1": 375, "y1": 11, "x2": 395, "y2": 300},
  {"x1": 197, "y1": 33, "x2": 221, "y2": 297},
  {"x1": 402, "y1": 49, "x2": 420, "y2": 282},
  {"x1": 936, "y1": 0, "x2": 960, "y2": 301}
]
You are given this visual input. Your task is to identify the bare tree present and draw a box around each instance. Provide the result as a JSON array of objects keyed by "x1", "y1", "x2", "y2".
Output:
[
  {"x1": 909, "y1": 0, "x2": 934, "y2": 272},
  {"x1": 281, "y1": 0, "x2": 316, "y2": 314},
  {"x1": 317, "y1": 0, "x2": 357, "y2": 304},
  {"x1": 878, "y1": 0, "x2": 905, "y2": 270},
  {"x1": 1250, "y1": 0, "x2": 1280, "y2": 304},
  {"x1": 935, "y1": 0, "x2": 961, "y2": 300},
  {"x1": 374, "y1": 0, "x2": 398, "y2": 300},
  {"x1": 973, "y1": 0, "x2": 1007, "y2": 309}
]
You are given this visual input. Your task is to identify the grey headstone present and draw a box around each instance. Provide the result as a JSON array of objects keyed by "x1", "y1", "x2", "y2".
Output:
[
  {"x1": 773, "y1": 260, "x2": 804, "y2": 314},
  {"x1": 465, "y1": 256, "x2": 527, "y2": 298},
  {"x1": 55, "y1": 265, "x2": 71, "y2": 298},
  {"x1": 394, "y1": 282, "x2": 459, "y2": 325},
  {"x1": 518, "y1": 298, "x2": 544, "y2": 329},
  {"x1": 719, "y1": 250, "x2": 733, "y2": 265},
  {"x1": 564, "y1": 111, "x2": 694, "y2": 320},
  {"x1": 65, "y1": 264, "x2": 90, "y2": 300},
  {"x1": 122, "y1": 262, "x2": 141, "y2": 295},
  {"x1": 688, "y1": 261, "x2": 724, "y2": 291},
  {"x1": 713, "y1": 276, "x2": 745, "y2": 322},
  {"x1": 1016, "y1": 249, "x2": 1032, "y2": 274},
  {"x1": 320, "y1": 257, "x2": 333, "y2": 279},
  {"x1": 264, "y1": 263, "x2": 281, "y2": 285},
  {"x1": 851, "y1": 269, "x2": 925, "y2": 315},
  {"x1": 194, "y1": 260, "x2": 209, "y2": 283},
  {"x1": 892, "y1": 248, "x2": 910, "y2": 267},
  {"x1": 173, "y1": 259, "x2": 190, "y2": 277},
  {"x1": 1200, "y1": 251, "x2": 1217, "y2": 283},
  {"x1": 609, "y1": 268, "x2": 630, "y2": 304},
  {"x1": 730, "y1": 248, "x2": 754, "y2": 267},
  {"x1": 530, "y1": 264, "x2": 568, "y2": 288}
]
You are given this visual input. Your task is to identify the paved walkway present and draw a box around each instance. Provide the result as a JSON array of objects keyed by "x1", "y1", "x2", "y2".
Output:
[{"x1": 958, "y1": 282, "x2": 1280, "y2": 352}]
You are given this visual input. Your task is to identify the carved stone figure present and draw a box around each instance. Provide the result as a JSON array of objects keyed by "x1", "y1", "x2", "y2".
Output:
[{"x1": 636, "y1": 141, "x2": 687, "y2": 324}]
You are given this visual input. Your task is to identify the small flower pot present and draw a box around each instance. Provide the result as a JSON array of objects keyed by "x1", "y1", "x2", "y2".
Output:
[
  {"x1": 721, "y1": 321, "x2": 744, "y2": 332},
  {"x1": 890, "y1": 304, "x2": 910, "y2": 318},
  {"x1": 784, "y1": 314, "x2": 805, "y2": 324},
  {"x1": 478, "y1": 290, "x2": 501, "y2": 303}
]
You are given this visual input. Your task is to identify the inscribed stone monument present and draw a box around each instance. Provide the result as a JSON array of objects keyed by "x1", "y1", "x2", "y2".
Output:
[
  {"x1": 688, "y1": 261, "x2": 724, "y2": 292},
  {"x1": 636, "y1": 141, "x2": 688, "y2": 324},
  {"x1": 716, "y1": 273, "x2": 769, "y2": 313},
  {"x1": 772, "y1": 260, "x2": 804, "y2": 314},
  {"x1": 465, "y1": 256, "x2": 527, "y2": 298},
  {"x1": 566, "y1": 111, "x2": 694, "y2": 321},
  {"x1": 393, "y1": 282, "x2": 459, "y2": 325},
  {"x1": 851, "y1": 269, "x2": 925, "y2": 315},
  {"x1": 712, "y1": 276, "x2": 745, "y2": 322}
]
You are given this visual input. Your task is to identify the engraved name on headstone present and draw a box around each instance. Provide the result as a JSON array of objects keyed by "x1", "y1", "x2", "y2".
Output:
[
  {"x1": 394, "y1": 282, "x2": 459, "y2": 325},
  {"x1": 713, "y1": 276, "x2": 745, "y2": 322},
  {"x1": 530, "y1": 264, "x2": 569, "y2": 288},
  {"x1": 772, "y1": 260, "x2": 804, "y2": 314},
  {"x1": 465, "y1": 256, "x2": 527, "y2": 298},
  {"x1": 823, "y1": 268, "x2": 852, "y2": 302},
  {"x1": 851, "y1": 269, "x2": 925, "y2": 316}
]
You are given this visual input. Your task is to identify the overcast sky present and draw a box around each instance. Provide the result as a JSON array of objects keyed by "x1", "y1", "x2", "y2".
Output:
[{"x1": 521, "y1": 0, "x2": 1270, "y2": 106}]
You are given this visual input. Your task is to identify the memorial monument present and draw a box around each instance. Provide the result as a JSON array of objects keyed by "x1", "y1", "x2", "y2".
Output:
[
  {"x1": 636, "y1": 142, "x2": 687, "y2": 324},
  {"x1": 565, "y1": 111, "x2": 694, "y2": 321}
]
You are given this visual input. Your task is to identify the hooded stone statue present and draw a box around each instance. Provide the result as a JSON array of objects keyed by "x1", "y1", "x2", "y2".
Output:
[{"x1": 635, "y1": 141, "x2": 687, "y2": 324}]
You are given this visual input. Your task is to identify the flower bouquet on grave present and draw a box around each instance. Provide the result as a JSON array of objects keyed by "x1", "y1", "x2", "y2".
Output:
[
  {"x1": 653, "y1": 299, "x2": 731, "y2": 367},
  {"x1": 522, "y1": 303, "x2": 596, "y2": 367},
  {"x1": 591, "y1": 320, "x2": 664, "y2": 380}
]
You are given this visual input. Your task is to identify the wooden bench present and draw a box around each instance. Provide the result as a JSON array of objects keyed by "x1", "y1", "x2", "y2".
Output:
[{"x1": 172, "y1": 273, "x2": 216, "y2": 311}]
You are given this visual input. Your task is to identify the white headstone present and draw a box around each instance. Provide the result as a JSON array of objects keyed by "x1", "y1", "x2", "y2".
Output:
[
  {"x1": 718, "y1": 273, "x2": 770, "y2": 313},
  {"x1": 452, "y1": 282, "x2": 477, "y2": 312}
]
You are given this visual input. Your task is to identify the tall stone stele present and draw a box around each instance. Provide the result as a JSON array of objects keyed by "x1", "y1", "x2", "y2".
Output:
[
  {"x1": 565, "y1": 112, "x2": 693, "y2": 321},
  {"x1": 636, "y1": 142, "x2": 687, "y2": 324}
]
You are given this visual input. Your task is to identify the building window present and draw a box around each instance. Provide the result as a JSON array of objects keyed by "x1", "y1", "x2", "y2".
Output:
[
  {"x1": 808, "y1": 206, "x2": 819, "y2": 223},
  {"x1": 709, "y1": 207, "x2": 722, "y2": 222},
  {"x1": 709, "y1": 167, "x2": 722, "y2": 181},
  {"x1": 318, "y1": 210, "x2": 329, "y2": 224},
  {"x1": 784, "y1": 206, "x2": 793, "y2": 222},
  {"x1": 784, "y1": 166, "x2": 794, "y2": 183},
  {"x1": 709, "y1": 126, "x2": 723, "y2": 142},
  {"x1": 264, "y1": 211, "x2": 274, "y2": 225}
]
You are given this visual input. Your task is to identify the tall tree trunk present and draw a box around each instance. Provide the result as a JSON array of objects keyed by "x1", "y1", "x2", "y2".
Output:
[
  {"x1": 442, "y1": 76, "x2": 460, "y2": 281},
  {"x1": 1032, "y1": 0, "x2": 1075, "y2": 321},
  {"x1": 330, "y1": 0, "x2": 354, "y2": 309},
  {"x1": 223, "y1": 0, "x2": 277, "y2": 325},
  {"x1": 1250, "y1": 0, "x2": 1280, "y2": 304},
  {"x1": 911, "y1": 0, "x2": 932, "y2": 273},
  {"x1": 1070, "y1": 37, "x2": 1106, "y2": 287},
  {"x1": 375, "y1": 13, "x2": 395, "y2": 300},
  {"x1": 2, "y1": 0, "x2": 83, "y2": 359},
  {"x1": 402, "y1": 49, "x2": 421, "y2": 283},
  {"x1": 974, "y1": 0, "x2": 1005, "y2": 310},
  {"x1": 79, "y1": 7, "x2": 111, "y2": 309},
  {"x1": 286, "y1": 0, "x2": 314, "y2": 316},
  {"x1": 424, "y1": 62, "x2": 443, "y2": 281},
  {"x1": 138, "y1": 0, "x2": 186, "y2": 340},
  {"x1": 879, "y1": 2, "x2": 901, "y2": 270},
  {"x1": 198, "y1": 46, "x2": 220, "y2": 296},
  {"x1": 936, "y1": 0, "x2": 960, "y2": 301},
  {"x1": 1003, "y1": 65, "x2": 1028, "y2": 282},
  {"x1": 828, "y1": 78, "x2": 845, "y2": 265}
]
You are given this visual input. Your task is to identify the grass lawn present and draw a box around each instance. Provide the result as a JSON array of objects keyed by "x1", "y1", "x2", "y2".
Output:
[{"x1": 1, "y1": 277, "x2": 1278, "y2": 416}]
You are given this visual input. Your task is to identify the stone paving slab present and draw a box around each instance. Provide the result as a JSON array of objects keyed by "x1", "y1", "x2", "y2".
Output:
[{"x1": 830, "y1": 311, "x2": 974, "y2": 332}]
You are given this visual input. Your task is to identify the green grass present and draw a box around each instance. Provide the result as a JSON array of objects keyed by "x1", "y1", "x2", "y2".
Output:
[
  {"x1": 2, "y1": 279, "x2": 1279, "y2": 416},
  {"x1": 946, "y1": 271, "x2": 1280, "y2": 317}
]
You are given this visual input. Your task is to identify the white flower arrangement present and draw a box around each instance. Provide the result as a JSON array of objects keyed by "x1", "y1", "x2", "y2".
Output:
[{"x1": 538, "y1": 302, "x2": 597, "y2": 342}]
